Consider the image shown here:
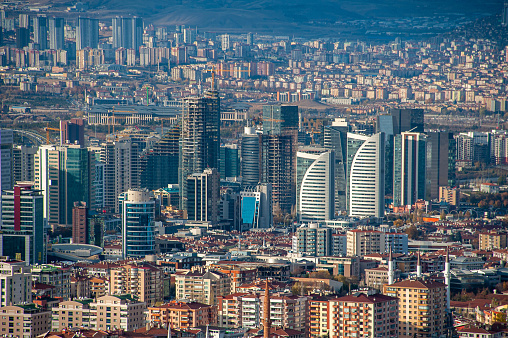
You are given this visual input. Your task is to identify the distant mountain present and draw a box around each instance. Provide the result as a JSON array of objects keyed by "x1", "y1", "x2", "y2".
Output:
[{"x1": 52, "y1": 0, "x2": 503, "y2": 35}]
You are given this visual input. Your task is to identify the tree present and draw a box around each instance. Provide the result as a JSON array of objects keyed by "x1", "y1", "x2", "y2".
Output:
[
  {"x1": 309, "y1": 270, "x2": 332, "y2": 279},
  {"x1": 498, "y1": 175, "x2": 507, "y2": 186},
  {"x1": 394, "y1": 219, "x2": 404, "y2": 227},
  {"x1": 405, "y1": 225, "x2": 421, "y2": 240},
  {"x1": 440, "y1": 210, "x2": 446, "y2": 221}
]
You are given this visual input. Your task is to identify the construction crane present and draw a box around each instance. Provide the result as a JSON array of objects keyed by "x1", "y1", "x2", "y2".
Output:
[{"x1": 44, "y1": 123, "x2": 60, "y2": 144}]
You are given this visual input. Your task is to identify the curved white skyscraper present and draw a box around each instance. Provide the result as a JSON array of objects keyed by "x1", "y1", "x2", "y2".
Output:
[
  {"x1": 348, "y1": 132, "x2": 385, "y2": 219},
  {"x1": 297, "y1": 149, "x2": 334, "y2": 222}
]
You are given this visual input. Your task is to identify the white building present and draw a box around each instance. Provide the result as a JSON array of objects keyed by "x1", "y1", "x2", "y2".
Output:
[
  {"x1": 296, "y1": 149, "x2": 335, "y2": 222},
  {"x1": 347, "y1": 132, "x2": 385, "y2": 219},
  {"x1": 0, "y1": 259, "x2": 32, "y2": 307}
]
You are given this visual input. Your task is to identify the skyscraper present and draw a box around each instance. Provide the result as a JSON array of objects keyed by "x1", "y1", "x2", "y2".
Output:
[
  {"x1": 35, "y1": 145, "x2": 94, "y2": 226},
  {"x1": 33, "y1": 16, "x2": 48, "y2": 50},
  {"x1": 347, "y1": 132, "x2": 385, "y2": 219},
  {"x1": 376, "y1": 114, "x2": 395, "y2": 195},
  {"x1": 15, "y1": 27, "x2": 30, "y2": 48},
  {"x1": 121, "y1": 189, "x2": 155, "y2": 258},
  {"x1": 12, "y1": 145, "x2": 36, "y2": 184},
  {"x1": 220, "y1": 144, "x2": 240, "y2": 179},
  {"x1": 426, "y1": 132, "x2": 456, "y2": 200},
  {"x1": 185, "y1": 168, "x2": 220, "y2": 225},
  {"x1": 393, "y1": 132, "x2": 426, "y2": 208},
  {"x1": 139, "y1": 123, "x2": 180, "y2": 191},
  {"x1": 112, "y1": 17, "x2": 143, "y2": 50},
  {"x1": 296, "y1": 148, "x2": 335, "y2": 222},
  {"x1": 19, "y1": 14, "x2": 30, "y2": 29},
  {"x1": 77, "y1": 17, "x2": 99, "y2": 50},
  {"x1": 241, "y1": 127, "x2": 260, "y2": 188},
  {"x1": 60, "y1": 118, "x2": 85, "y2": 145},
  {"x1": 0, "y1": 129, "x2": 13, "y2": 191},
  {"x1": 0, "y1": 183, "x2": 45, "y2": 264},
  {"x1": 240, "y1": 183, "x2": 272, "y2": 229},
  {"x1": 390, "y1": 108, "x2": 424, "y2": 134},
  {"x1": 49, "y1": 17, "x2": 64, "y2": 50},
  {"x1": 260, "y1": 105, "x2": 298, "y2": 216},
  {"x1": 179, "y1": 91, "x2": 220, "y2": 211},
  {"x1": 323, "y1": 118, "x2": 348, "y2": 214}
]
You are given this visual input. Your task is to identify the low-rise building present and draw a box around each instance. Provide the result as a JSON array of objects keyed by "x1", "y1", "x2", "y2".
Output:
[
  {"x1": 90, "y1": 295, "x2": 145, "y2": 331},
  {"x1": 31, "y1": 264, "x2": 71, "y2": 300},
  {"x1": 175, "y1": 269, "x2": 231, "y2": 305},
  {"x1": 51, "y1": 299, "x2": 93, "y2": 330}
]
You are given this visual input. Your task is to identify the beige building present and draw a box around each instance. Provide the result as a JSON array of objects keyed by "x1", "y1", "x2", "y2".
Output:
[
  {"x1": 347, "y1": 230, "x2": 386, "y2": 256},
  {"x1": 384, "y1": 279, "x2": 448, "y2": 338},
  {"x1": 109, "y1": 263, "x2": 164, "y2": 306},
  {"x1": 479, "y1": 231, "x2": 507, "y2": 251},
  {"x1": 90, "y1": 295, "x2": 145, "y2": 331},
  {"x1": 365, "y1": 266, "x2": 401, "y2": 290},
  {"x1": 51, "y1": 299, "x2": 93, "y2": 331},
  {"x1": 0, "y1": 304, "x2": 51, "y2": 338},
  {"x1": 328, "y1": 293, "x2": 398, "y2": 338},
  {"x1": 438, "y1": 187, "x2": 459, "y2": 206},
  {"x1": 308, "y1": 296, "x2": 330, "y2": 338},
  {"x1": 0, "y1": 259, "x2": 32, "y2": 307},
  {"x1": 175, "y1": 269, "x2": 231, "y2": 305},
  {"x1": 147, "y1": 301, "x2": 216, "y2": 329}
]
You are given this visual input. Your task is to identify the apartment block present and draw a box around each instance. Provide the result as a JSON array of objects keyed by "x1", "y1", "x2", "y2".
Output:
[
  {"x1": 109, "y1": 263, "x2": 164, "y2": 306},
  {"x1": 384, "y1": 279, "x2": 448, "y2": 338},
  {"x1": 328, "y1": 293, "x2": 398, "y2": 338},
  {"x1": 0, "y1": 304, "x2": 51, "y2": 338},
  {"x1": 51, "y1": 299, "x2": 93, "y2": 330},
  {"x1": 31, "y1": 264, "x2": 71, "y2": 300},
  {"x1": 347, "y1": 230, "x2": 386, "y2": 256},
  {"x1": 0, "y1": 259, "x2": 32, "y2": 307},
  {"x1": 175, "y1": 269, "x2": 231, "y2": 306},
  {"x1": 147, "y1": 301, "x2": 216, "y2": 329},
  {"x1": 479, "y1": 231, "x2": 507, "y2": 251},
  {"x1": 90, "y1": 295, "x2": 145, "y2": 331}
]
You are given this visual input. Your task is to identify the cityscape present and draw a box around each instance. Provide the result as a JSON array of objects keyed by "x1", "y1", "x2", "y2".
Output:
[{"x1": 1, "y1": 1, "x2": 508, "y2": 338}]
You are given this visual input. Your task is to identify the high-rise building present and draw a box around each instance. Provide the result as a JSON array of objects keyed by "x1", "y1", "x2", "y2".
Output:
[
  {"x1": 376, "y1": 114, "x2": 395, "y2": 195},
  {"x1": 185, "y1": 168, "x2": 220, "y2": 225},
  {"x1": 77, "y1": 17, "x2": 99, "y2": 50},
  {"x1": 0, "y1": 129, "x2": 13, "y2": 191},
  {"x1": 112, "y1": 17, "x2": 143, "y2": 50},
  {"x1": 426, "y1": 132, "x2": 456, "y2": 200},
  {"x1": 260, "y1": 105, "x2": 298, "y2": 216},
  {"x1": 0, "y1": 183, "x2": 45, "y2": 265},
  {"x1": 390, "y1": 108, "x2": 424, "y2": 134},
  {"x1": 139, "y1": 123, "x2": 180, "y2": 191},
  {"x1": 347, "y1": 229, "x2": 386, "y2": 256},
  {"x1": 19, "y1": 14, "x2": 30, "y2": 29},
  {"x1": 183, "y1": 28, "x2": 196, "y2": 44},
  {"x1": 393, "y1": 132, "x2": 426, "y2": 208},
  {"x1": 72, "y1": 201, "x2": 88, "y2": 244},
  {"x1": 0, "y1": 258, "x2": 32, "y2": 307},
  {"x1": 49, "y1": 17, "x2": 64, "y2": 50},
  {"x1": 220, "y1": 144, "x2": 240, "y2": 179},
  {"x1": 323, "y1": 118, "x2": 348, "y2": 214},
  {"x1": 241, "y1": 127, "x2": 260, "y2": 188},
  {"x1": 384, "y1": 279, "x2": 448, "y2": 338},
  {"x1": 35, "y1": 145, "x2": 94, "y2": 226},
  {"x1": 179, "y1": 91, "x2": 220, "y2": 211},
  {"x1": 121, "y1": 189, "x2": 155, "y2": 258},
  {"x1": 33, "y1": 16, "x2": 48, "y2": 50},
  {"x1": 293, "y1": 223, "x2": 332, "y2": 256},
  {"x1": 240, "y1": 183, "x2": 272, "y2": 229},
  {"x1": 60, "y1": 118, "x2": 85, "y2": 145},
  {"x1": 221, "y1": 34, "x2": 230, "y2": 51},
  {"x1": 347, "y1": 132, "x2": 385, "y2": 218},
  {"x1": 15, "y1": 27, "x2": 30, "y2": 48},
  {"x1": 12, "y1": 145, "x2": 36, "y2": 184},
  {"x1": 296, "y1": 148, "x2": 334, "y2": 222}
]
